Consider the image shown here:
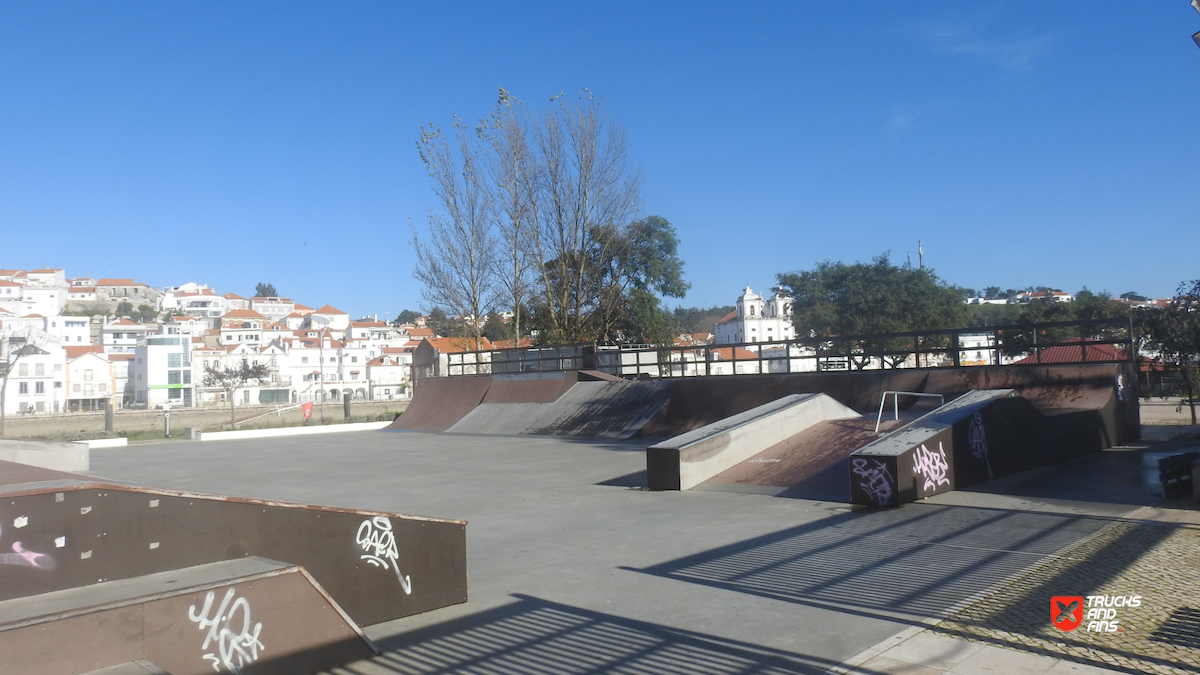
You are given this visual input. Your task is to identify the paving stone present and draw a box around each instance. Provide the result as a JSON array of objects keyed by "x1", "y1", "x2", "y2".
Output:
[{"x1": 929, "y1": 521, "x2": 1200, "y2": 675}]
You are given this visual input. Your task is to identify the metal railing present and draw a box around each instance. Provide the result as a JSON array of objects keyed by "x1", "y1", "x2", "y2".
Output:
[{"x1": 441, "y1": 317, "x2": 1136, "y2": 379}]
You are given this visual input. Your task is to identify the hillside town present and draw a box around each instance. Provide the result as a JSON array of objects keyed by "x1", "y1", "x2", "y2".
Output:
[
  {"x1": 0, "y1": 269, "x2": 439, "y2": 415},
  {"x1": 0, "y1": 269, "x2": 1178, "y2": 418}
]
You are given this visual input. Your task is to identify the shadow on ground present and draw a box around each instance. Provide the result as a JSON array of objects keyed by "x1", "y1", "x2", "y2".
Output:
[
  {"x1": 335, "y1": 595, "x2": 853, "y2": 675},
  {"x1": 625, "y1": 504, "x2": 1112, "y2": 622}
]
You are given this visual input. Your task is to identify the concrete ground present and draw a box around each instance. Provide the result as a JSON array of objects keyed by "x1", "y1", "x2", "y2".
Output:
[{"x1": 83, "y1": 425, "x2": 1200, "y2": 675}]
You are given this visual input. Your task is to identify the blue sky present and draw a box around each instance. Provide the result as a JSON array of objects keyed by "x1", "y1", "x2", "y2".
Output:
[{"x1": 2, "y1": 2, "x2": 1198, "y2": 320}]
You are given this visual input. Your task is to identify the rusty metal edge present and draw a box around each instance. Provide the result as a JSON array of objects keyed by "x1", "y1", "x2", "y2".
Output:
[
  {"x1": 0, "y1": 481, "x2": 468, "y2": 526},
  {"x1": 0, "y1": 562, "x2": 299, "y2": 633},
  {"x1": 295, "y1": 566, "x2": 380, "y2": 655}
]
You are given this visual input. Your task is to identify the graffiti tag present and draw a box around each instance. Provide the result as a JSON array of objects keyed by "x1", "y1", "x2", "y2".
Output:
[
  {"x1": 912, "y1": 442, "x2": 950, "y2": 492},
  {"x1": 968, "y1": 412, "x2": 993, "y2": 479},
  {"x1": 188, "y1": 587, "x2": 265, "y2": 674},
  {"x1": 0, "y1": 522, "x2": 55, "y2": 570},
  {"x1": 851, "y1": 458, "x2": 894, "y2": 506},
  {"x1": 356, "y1": 516, "x2": 413, "y2": 594}
]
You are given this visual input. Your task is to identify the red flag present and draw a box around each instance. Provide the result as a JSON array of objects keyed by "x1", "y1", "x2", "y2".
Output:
[{"x1": 301, "y1": 402, "x2": 313, "y2": 420}]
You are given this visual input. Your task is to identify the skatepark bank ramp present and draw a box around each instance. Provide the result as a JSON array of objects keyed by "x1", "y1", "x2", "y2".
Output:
[{"x1": 0, "y1": 460, "x2": 468, "y2": 674}]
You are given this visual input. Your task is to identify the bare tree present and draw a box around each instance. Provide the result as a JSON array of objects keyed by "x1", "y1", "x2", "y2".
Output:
[
  {"x1": 413, "y1": 117, "x2": 499, "y2": 351},
  {"x1": 482, "y1": 89, "x2": 538, "y2": 345},
  {"x1": 203, "y1": 361, "x2": 272, "y2": 426},
  {"x1": 526, "y1": 90, "x2": 643, "y2": 343}
]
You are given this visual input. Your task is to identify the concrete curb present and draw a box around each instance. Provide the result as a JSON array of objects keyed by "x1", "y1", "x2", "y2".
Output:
[{"x1": 195, "y1": 421, "x2": 391, "y2": 442}]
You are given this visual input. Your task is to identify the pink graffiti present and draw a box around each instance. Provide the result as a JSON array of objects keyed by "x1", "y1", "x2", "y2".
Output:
[{"x1": 0, "y1": 524, "x2": 57, "y2": 570}]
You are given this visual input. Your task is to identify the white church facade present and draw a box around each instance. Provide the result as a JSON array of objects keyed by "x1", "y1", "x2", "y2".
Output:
[{"x1": 713, "y1": 286, "x2": 796, "y2": 344}]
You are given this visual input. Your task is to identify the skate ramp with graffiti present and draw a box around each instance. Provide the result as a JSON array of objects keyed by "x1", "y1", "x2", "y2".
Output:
[
  {"x1": 847, "y1": 388, "x2": 1122, "y2": 507},
  {"x1": 0, "y1": 460, "x2": 467, "y2": 674},
  {"x1": 645, "y1": 393, "x2": 860, "y2": 490}
]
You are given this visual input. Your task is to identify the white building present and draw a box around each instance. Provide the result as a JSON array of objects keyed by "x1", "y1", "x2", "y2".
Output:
[
  {"x1": 101, "y1": 318, "x2": 149, "y2": 354},
  {"x1": 0, "y1": 327, "x2": 66, "y2": 415},
  {"x1": 132, "y1": 335, "x2": 195, "y2": 408},
  {"x1": 64, "y1": 346, "x2": 115, "y2": 412},
  {"x1": 713, "y1": 287, "x2": 796, "y2": 344}
]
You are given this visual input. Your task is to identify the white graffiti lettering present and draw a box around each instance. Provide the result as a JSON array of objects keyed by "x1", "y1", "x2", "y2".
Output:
[
  {"x1": 188, "y1": 587, "x2": 265, "y2": 674},
  {"x1": 0, "y1": 522, "x2": 56, "y2": 570},
  {"x1": 356, "y1": 516, "x2": 413, "y2": 594},
  {"x1": 851, "y1": 458, "x2": 894, "y2": 506},
  {"x1": 912, "y1": 442, "x2": 950, "y2": 492},
  {"x1": 968, "y1": 413, "x2": 992, "y2": 479}
]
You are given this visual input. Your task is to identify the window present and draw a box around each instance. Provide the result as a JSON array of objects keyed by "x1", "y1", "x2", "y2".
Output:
[
  {"x1": 301, "y1": 356, "x2": 309, "y2": 364},
  {"x1": 84, "y1": 369, "x2": 93, "y2": 382},
  {"x1": 18, "y1": 382, "x2": 27, "y2": 394},
  {"x1": 35, "y1": 382, "x2": 44, "y2": 394},
  {"x1": 329, "y1": 357, "x2": 335, "y2": 363},
  {"x1": 54, "y1": 363, "x2": 62, "y2": 371},
  {"x1": 84, "y1": 384, "x2": 93, "y2": 396},
  {"x1": 168, "y1": 388, "x2": 182, "y2": 400},
  {"x1": 18, "y1": 363, "x2": 28, "y2": 377},
  {"x1": 167, "y1": 353, "x2": 182, "y2": 368},
  {"x1": 351, "y1": 356, "x2": 358, "y2": 363},
  {"x1": 54, "y1": 381, "x2": 61, "y2": 389},
  {"x1": 168, "y1": 371, "x2": 181, "y2": 385},
  {"x1": 73, "y1": 384, "x2": 81, "y2": 393},
  {"x1": 35, "y1": 363, "x2": 45, "y2": 376}
]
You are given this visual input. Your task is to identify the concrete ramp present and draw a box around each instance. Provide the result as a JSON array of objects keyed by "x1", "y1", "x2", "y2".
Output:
[
  {"x1": 646, "y1": 393, "x2": 860, "y2": 490},
  {"x1": 388, "y1": 375, "x2": 492, "y2": 432},
  {"x1": 448, "y1": 380, "x2": 672, "y2": 439}
]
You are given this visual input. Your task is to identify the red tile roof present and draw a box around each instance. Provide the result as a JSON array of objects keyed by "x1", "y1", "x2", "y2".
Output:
[
  {"x1": 407, "y1": 327, "x2": 434, "y2": 338},
  {"x1": 422, "y1": 337, "x2": 494, "y2": 353},
  {"x1": 1014, "y1": 339, "x2": 1128, "y2": 365},
  {"x1": 223, "y1": 292, "x2": 245, "y2": 299},
  {"x1": 711, "y1": 346, "x2": 761, "y2": 361},
  {"x1": 108, "y1": 318, "x2": 142, "y2": 327},
  {"x1": 350, "y1": 321, "x2": 388, "y2": 327},
  {"x1": 0, "y1": 280, "x2": 22, "y2": 287},
  {"x1": 313, "y1": 305, "x2": 347, "y2": 315},
  {"x1": 97, "y1": 278, "x2": 139, "y2": 286},
  {"x1": 715, "y1": 310, "x2": 738, "y2": 324},
  {"x1": 68, "y1": 287, "x2": 96, "y2": 293},
  {"x1": 65, "y1": 345, "x2": 105, "y2": 359},
  {"x1": 29, "y1": 268, "x2": 62, "y2": 274},
  {"x1": 222, "y1": 309, "x2": 265, "y2": 319}
]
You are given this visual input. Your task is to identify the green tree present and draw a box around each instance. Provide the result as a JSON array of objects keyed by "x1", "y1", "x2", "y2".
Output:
[
  {"x1": 136, "y1": 304, "x2": 159, "y2": 323},
  {"x1": 115, "y1": 300, "x2": 134, "y2": 317},
  {"x1": 480, "y1": 312, "x2": 514, "y2": 343},
  {"x1": 255, "y1": 282, "x2": 278, "y2": 298},
  {"x1": 425, "y1": 308, "x2": 467, "y2": 338},
  {"x1": 394, "y1": 309, "x2": 422, "y2": 325},
  {"x1": 1142, "y1": 279, "x2": 1200, "y2": 423},
  {"x1": 776, "y1": 253, "x2": 969, "y2": 369},
  {"x1": 202, "y1": 360, "x2": 273, "y2": 426}
]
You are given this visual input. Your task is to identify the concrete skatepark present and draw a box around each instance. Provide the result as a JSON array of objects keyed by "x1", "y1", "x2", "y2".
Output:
[{"x1": 2, "y1": 361, "x2": 1197, "y2": 674}]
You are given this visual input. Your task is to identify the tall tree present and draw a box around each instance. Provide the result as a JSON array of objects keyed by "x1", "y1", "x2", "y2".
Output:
[
  {"x1": 525, "y1": 90, "x2": 643, "y2": 343},
  {"x1": 776, "y1": 253, "x2": 969, "y2": 369},
  {"x1": 482, "y1": 89, "x2": 537, "y2": 344},
  {"x1": 255, "y1": 282, "x2": 278, "y2": 298},
  {"x1": 412, "y1": 117, "x2": 498, "y2": 350}
]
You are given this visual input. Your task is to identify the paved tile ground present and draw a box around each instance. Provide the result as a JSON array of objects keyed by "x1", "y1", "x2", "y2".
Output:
[{"x1": 926, "y1": 515, "x2": 1200, "y2": 675}]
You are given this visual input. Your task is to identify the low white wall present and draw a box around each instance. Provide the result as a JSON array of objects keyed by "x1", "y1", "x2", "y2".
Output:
[
  {"x1": 647, "y1": 393, "x2": 859, "y2": 490},
  {"x1": 196, "y1": 421, "x2": 391, "y2": 442},
  {"x1": 0, "y1": 439, "x2": 89, "y2": 472}
]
